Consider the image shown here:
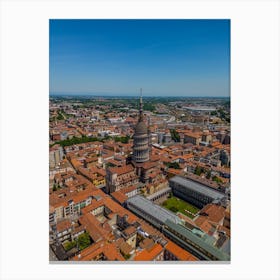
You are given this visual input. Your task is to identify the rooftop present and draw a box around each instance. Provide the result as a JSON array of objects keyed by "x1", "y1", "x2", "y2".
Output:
[
  {"x1": 108, "y1": 164, "x2": 135, "y2": 175},
  {"x1": 134, "y1": 243, "x2": 163, "y2": 261},
  {"x1": 164, "y1": 219, "x2": 230, "y2": 261},
  {"x1": 199, "y1": 203, "x2": 226, "y2": 224},
  {"x1": 127, "y1": 195, "x2": 181, "y2": 225},
  {"x1": 165, "y1": 240, "x2": 198, "y2": 261},
  {"x1": 169, "y1": 176, "x2": 225, "y2": 201}
]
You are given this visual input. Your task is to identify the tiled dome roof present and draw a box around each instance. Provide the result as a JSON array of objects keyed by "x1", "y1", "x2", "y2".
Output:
[{"x1": 135, "y1": 121, "x2": 148, "y2": 134}]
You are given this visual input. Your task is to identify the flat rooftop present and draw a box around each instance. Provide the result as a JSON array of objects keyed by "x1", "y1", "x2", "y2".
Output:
[
  {"x1": 164, "y1": 219, "x2": 230, "y2": 261},
  {"x1": 127, "y1": 195, "x2": 181, "y2": 225},
  {"x1": 169, "y1": 176, "x2": 225, "y2": 200}
]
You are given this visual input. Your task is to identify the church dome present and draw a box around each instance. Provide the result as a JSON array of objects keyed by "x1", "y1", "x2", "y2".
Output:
[{"x1": 135, "y1": 121, "x2": 148, "y2": 134}]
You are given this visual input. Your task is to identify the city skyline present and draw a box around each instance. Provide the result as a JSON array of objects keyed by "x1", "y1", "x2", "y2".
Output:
[
  {"x1": 50, "y1": 19, "x2": 230, "y2": 97},
  {"x1": 49, "y1": 94, "x2": 231, "y2": 262}
]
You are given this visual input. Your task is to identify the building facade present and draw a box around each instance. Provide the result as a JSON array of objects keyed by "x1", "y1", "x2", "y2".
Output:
[
  {"x1": 105, "y1": 164, "x2": 139, "y2": 193},
  {"x1": 169, "y1": 176, "x2": 226, "y2": 208}
]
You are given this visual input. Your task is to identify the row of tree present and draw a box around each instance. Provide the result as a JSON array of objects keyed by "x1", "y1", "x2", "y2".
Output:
[
  {"x1": 170, "y1": 129, "x2": 180, "y2": 142},
  {"x1": 51, "y1": 134, "x2": 131, "y2": 148},
  {"x1": 194, "y1": 166, "x2": 223, "y2": 183}
]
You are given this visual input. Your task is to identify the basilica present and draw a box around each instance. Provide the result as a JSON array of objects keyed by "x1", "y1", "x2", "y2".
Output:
[{"x1": 106, "y1": 90, "x2": 166, "y2": 195}]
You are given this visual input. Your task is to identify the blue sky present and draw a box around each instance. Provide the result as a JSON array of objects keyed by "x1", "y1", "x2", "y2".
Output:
[{"x1": 49, "y1": 19, "x2": 230, "y2": 97}]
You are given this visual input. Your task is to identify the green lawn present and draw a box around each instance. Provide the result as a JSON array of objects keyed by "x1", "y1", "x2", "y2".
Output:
[{"x1": 162, "y1": 196, "x2": 200, "y2": 218}]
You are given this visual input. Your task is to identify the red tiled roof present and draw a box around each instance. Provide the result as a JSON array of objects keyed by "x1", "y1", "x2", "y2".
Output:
[
  {"x1": 123, "y1": 226, "x2": 136, "y2": 237},
  {"x1": 71, "y1": 241, "x2": 125, "y2": 261},
  {"x1": 134, "y1": 243, "x2": 163, "y2": 261},
  {"x1": 111, "y1": 191, "x2": 128, "y2": 204},
  {"x1": 200, "y1": 204, "x2": 226, "y2": 224},
  {"x1": 165, "y1": 240, "x2": 198, "y2": 261},
  {"x1": 194, "y1": 216, "x2": 214, "y2": 234},
  {"x1": 108, "y1": 164, "x2": 134, "y2": 175},
  {"x1": 56, "y1": 219, "x2": 71, "y2": 233},
  {"x1": 79, "y1": 213, "x2": 109, "y2": 242},
  {"x1": 119, "y1": 185, "x2": 137, "y2": 195}
]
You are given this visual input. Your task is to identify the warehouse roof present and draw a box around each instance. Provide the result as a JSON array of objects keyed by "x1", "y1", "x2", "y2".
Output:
[
  {"x1": 164, "y1": 219, "x2": 230, "y2": 261},
  {"x1": 127, "y1": 195, "x2": 181, "y2": 225},
  {"x1": 169, "y1": 176, "x2": 225, "y2": 201}
]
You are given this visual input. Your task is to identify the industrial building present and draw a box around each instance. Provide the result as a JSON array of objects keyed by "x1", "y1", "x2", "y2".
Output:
[
  {"x1": 126, "y1": 195, "x2": 181, "y2": 228},
  {"x1": 126, "y1": 195, "x2": 230, "y2": 261},
  {"x1": 169, "y1": 176, "x2": 226, "y2": 208},
  {"x1": 163, "y1": 219, "x2": 230, "y2": 261}
]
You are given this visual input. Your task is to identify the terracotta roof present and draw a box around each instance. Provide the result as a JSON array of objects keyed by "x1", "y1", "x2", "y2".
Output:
[
  {"x1": 119, "y1": 241, "x2": 134, "y2": 255},
  {"x1": 111, "y1": 191, "x2": 128, "y2": 204},
  {"x1": 200, "y1": 204, "x2": 226, "y2": 224},
  {"x1": 168, "y1": 168, "x2": 182, "y2": 175},
  {"x1": 184, "y1": 132, "x2": 201, "y2": 139},
  {"x1": 49, "y1": 205, "x2": 55, "y2": 214},
  {"x1": 108, "y1": 164, "x2": 135, "y2": 175},
  {"x1": 150, "y1": 155, "x2": 161, "y2": 162},
  {"x1": 72, "y1": 225, "x2": 86, "y2": 235},
  {"x1": 119, "y1": 185, "x2": 137, "y2": 195},
  {"x1": 103, "y1": 243, "x2": 126, "y2": 261},
  {"x1": 142, "y1": 161, "x2": 158, "y2": 170},
  {"x1": 139, "y1": 238, "x2": 154, "y2": 250},
  {"x1": 165, "y1": 240, "x2": 198, "y2": 261},
  {"x1": 102, "y1": 197, "x2": 138, "y2": 224},
  {"x1": 138, "y1": 219, "x2": 161, "y2": 236},
  {"x1": 71, "y1": 241, "x2": 125, "y2": 261},
  {"x1": 93, "y1": 167, "x2": 106, "y2": 177},
  {"x1": 50, "y1": 187, "x2": 104, "y2": 209},
  {"x1": 134, "y1": 243, "x2": 163, "y2": 261},
  {"x1": 81, "y1": 199, "x2": 105, "y2": 215},
  {"x1": 79, "y1": 213, "x2": 109, "y2": 242},
  {"x1": 56, "y1": 219, "x2": 71, "y2": 233},
  {"x1": 194, "y1": 216, "x2": 214, "y2": 234},
  {"x1": 123, "y1": 226, "x2": 136, "y2": 237},
  {"x1": 106, "y1": 158, "x2": 123, "y2": 167},
  {"x1": 181, "y1": 153, "x2": 194, "y2": 160}
]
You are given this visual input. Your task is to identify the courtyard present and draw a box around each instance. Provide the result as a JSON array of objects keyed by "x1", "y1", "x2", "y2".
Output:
[{"x1": 161, "y1": 196, "x2": 200, "y2": 219}]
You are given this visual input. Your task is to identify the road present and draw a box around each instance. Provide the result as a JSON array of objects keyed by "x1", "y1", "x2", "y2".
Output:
[{"x1": 49, "y1": 246, "x2": 58, "y2": 261}]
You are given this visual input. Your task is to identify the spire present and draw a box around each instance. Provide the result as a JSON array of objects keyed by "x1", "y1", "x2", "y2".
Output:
[{"x1": 139, "y1": 88, "x2": 144, "y2": 121}]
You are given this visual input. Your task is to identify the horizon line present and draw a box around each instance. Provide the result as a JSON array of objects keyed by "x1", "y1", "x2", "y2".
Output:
[{"x1": 50, "y1": 92, "x2": 230, "y2": 98}]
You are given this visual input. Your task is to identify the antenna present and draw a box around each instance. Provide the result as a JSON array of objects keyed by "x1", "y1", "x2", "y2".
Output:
[{"x1": 140, "y1": 88, "x2": 143, "y2": 108}]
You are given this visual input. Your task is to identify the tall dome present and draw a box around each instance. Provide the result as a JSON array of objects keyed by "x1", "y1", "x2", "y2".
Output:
[
  {"x1": 135, "y1": 121, "x2": 148, "y2": 134},
  {"x1": 132, "y1": 89, "x2": 150, "y2": 163}
]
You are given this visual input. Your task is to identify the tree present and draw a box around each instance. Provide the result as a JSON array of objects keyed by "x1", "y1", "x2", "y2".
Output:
[
  {"x1": 170, "y1": 129, "x2": 180, "y2": 142},
  {"x1": 64, "y1": 240, "x2": 76, "y2": 251},
  {"x1": 52, "y1": 184, "x2": 57, "y2": 191},
  {"x1": 77, "y1": 232, "x2": 91, "y2": 250},
  {"x1": 114, "y1": 135, "x2": 130, "y2": 144},
  {"x1": 212, "y1": 176, "x2": 223, "y2": 183},
  {"x1": 51, "y1": 135, "x2": 101, "y2": 147},
  {"x1": 169, "y1": 206, "x2": 178, "y2": 213},
  {"x1": 194, "y1": 166, "x2": 203, "y2": 176},
  {"x1": 123, "y1": 253, "x2": 131, "y2": 260},
  {"x1": 106, "y1": 162, "x2": 115, "y2": 168},
  {"x1": 166, "y1": 162, "x2": 180, "y2": 169},
  {"x1": 206, "y1": 170, "x2": 211, "y2": 179}
]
